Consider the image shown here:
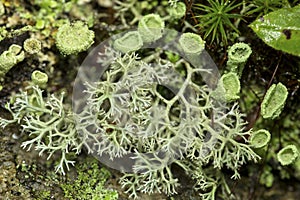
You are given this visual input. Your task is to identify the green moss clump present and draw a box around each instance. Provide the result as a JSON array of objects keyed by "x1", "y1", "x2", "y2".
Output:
[{"x1": 60, "y1": 158, "x2": 118, "y2": 200}]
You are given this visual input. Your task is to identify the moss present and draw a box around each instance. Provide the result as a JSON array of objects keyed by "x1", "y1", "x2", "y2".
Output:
[
  {"x1": 0, "y1": 160, "x2": 31, "y2": 199},
  {"x1": 60, "y1": 157, "x2": 118, "y2": 200}
]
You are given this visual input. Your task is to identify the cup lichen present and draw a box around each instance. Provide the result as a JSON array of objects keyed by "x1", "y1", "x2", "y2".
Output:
[
  {"x1": 168, "y1": 2, "x2": 186, "y2": 19},
  {"x1": 0, "y1": 44, "x2": 25, "y2": 77},
  {"x1": 277, "y1": 145, "x2": 299, "y2": 166},
  {"x1": 261, "y1": 82, "x2": 288, "y2": 119},
  {"x1": 179, "y1": 32, "x2": 205, "y2": 55},
  {"x1": 24, "y1": 38, "x2": 42, "y2": 54},
  {"x1": 113, "y1": 31, "x2": 143, "y2": 53},
  {"x1": 138, "y1": 14, "x2": 165, "y2": 43},
  {"x1": 250, "y1": 129, "x2": 271, "y2": 149},
  {"x1": 226, "y1": 42, "x2": 252, "y2": 77},
  {"x1": 55, "y1": 21, "x2": 95, "y2": 56},
  {"x1": 31, "y1": 70, "x2": 48, "y2": 88}
]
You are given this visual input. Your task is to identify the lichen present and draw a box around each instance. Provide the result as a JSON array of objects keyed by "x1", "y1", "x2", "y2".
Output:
[
  {"x1": 55, "y1": 21, "x2": 95, "y2": 56},
  {"x1": 0, "y1": 44, "x2": 25, "y2": 77},
  {"x1": 277, "y1": 145, "x2": 299, "y2": 166},
  {"x1": 261, "y1": 82, "x2": 288, "y2": 119},
  {"x1": 24, "y1": 38, "x2": 42, "y2": 54},
  {"x1": 138, "y1": 14, "x2": 165, "y2": 43},
  {"x1": 250, "y1": 129, "x2": 271, "y2": 149}
]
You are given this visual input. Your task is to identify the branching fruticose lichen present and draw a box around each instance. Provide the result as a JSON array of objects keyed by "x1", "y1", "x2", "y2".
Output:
[
  {"x1": 1, "y1": 11, "x2": 261, "y2": 200},
  {"x1": 74, "y1": 31, "x2": 260, "y2": 198},
  {"x1": 0, "y1": 86, "x2": 83, "y2": 175}
]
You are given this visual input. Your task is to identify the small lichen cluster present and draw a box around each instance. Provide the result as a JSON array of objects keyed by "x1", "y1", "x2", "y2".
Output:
[{"x1": 0, "y1": 44, "x2": 24, "y2": 77}]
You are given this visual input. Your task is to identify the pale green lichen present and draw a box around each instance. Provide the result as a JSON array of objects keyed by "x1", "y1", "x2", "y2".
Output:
[
  {"x1": 113, "y1": 31, "x2": 143, "y2": 53},
  {"x1": 0, "y1": 2, "x2": 5, "y2": 16},
  {"x1": 138, "y1": 14, "x2": 165, "y2": 43},
  {"x1": 77, "y1": 52, "x2": 259, "y2": 199},
  {"x1": 168, "y1": 2, "x2": 186, "y2": 19},
  {"x1": 226, "y1": 42, "x2": 252, "y2": 77},
  {"x1": 261, "y1": 82, "x2": 288, "y2": 119},
  {"x1": 31, "y1": 70, "x2": 48, "y2": 87},
  {"x1": 24, "y1": 38, "x2": 42, "y2": 54},
  {"x1": 55, "y1": 21, "x2": 95, "y2": 55},
  {"x1": 179, "y1": 32, "x2": 205, "y2": 55},
  {"x1": 212, "y1": 72, "x2": 240, "y2": 102},
  {"x1": 0, "y1": 44, "x2": 25, "y2": 77},
  {"x1": 250, "y1": 129, "x2": 271, "y2": 149},
  {"x1": 0, "y1": 86, "x2": 82, "y2": 175},
  {"x1": 277, "y1": 145, "x2": 299, "y2": 166}
]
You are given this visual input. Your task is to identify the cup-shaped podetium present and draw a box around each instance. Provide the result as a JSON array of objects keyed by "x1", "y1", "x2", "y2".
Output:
[
  {"x1": 138, "y1": 14, "x2": 165, "y2": 43},
  {"x1": 261, "y1": 82, "x2": 288, "y2": 119},
  {"x1": 0, "y1": 44, "x2": 24, "y2": 77},
  {"x1": 55, "y1": 21, "x2": 95, "y2": 56},
  {"x1": 168, "y1": 2, "x2": 186, "y2": 19},
  {"x1": 250, "y1": 129, "x2": 271, "y2": 149},
  {"x1": 24, "y1": 38, "x2": 42, "y2": 54},
  {"x1": 31, "y1": 70, "x2": 48, "y2": 87},
  {"x1": 179, "y1": 32, "x2": 205, "y2": 55},
  {"x1": 113, "y1": 31, "x2": 143, "y2": 53},
  {"x1": 212, "y1": 72, "x2": 240, "y2": 103},
  {"x1": 226, "y1": 42, "x2": 252, "y2": 76},
  {"x1": 277, "y1": 145, "x2": 299, "y2": 166},
  {"x1": 0, "y1": 2, "x2": 4, "y2": 16}
]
